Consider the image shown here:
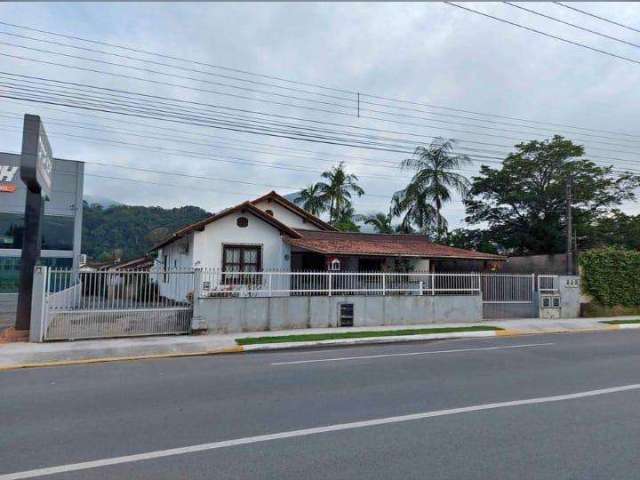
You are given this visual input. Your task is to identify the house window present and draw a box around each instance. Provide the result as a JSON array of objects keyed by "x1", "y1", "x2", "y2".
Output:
[
  {"x1": 222, "y1": 245, "x2": 262, "y2": 285},
  {"x1": 236, "y1": 217, "x2": 249, "y2": 228},
  {"x1": 223, "y1": 245, "x2": 262, "y2": 272}
]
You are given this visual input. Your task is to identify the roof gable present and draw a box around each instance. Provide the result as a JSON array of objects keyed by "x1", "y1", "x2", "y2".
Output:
[
  {"x1": 151, "y1": 201, "x2": 301, "y2": 251},
  {"x1": 250, "y1": 191, "x2": 337, "y2": 231}
]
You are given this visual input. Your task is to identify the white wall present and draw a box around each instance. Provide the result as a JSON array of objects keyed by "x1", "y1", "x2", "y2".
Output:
[
  {"x1": 155, "y1": 236, "x2": 194, "y2": 301},
  {"x1": 252, "y1": 199, "x2": 321, "y2": 231},
  {"x1": 192, "y1": 211, "x2": 291, "y2": 271}
]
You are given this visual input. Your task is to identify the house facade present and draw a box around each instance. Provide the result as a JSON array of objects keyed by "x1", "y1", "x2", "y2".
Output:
[{"x1": 151, "y1": 191, "x2": 504, "y2": 301}]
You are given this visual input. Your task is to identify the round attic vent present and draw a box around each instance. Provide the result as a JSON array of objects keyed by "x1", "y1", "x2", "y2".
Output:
[{"x1": 237, "y1": 216, "x2": 249, "y2": 228}]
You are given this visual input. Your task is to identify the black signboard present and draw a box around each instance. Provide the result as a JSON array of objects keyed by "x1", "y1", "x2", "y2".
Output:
[
  {"x1": 15, "y1": 115, "x2": 53, "y2": 331},
  {"x1": 20, "y1": 114, "x2": 53, "y2": 197}
]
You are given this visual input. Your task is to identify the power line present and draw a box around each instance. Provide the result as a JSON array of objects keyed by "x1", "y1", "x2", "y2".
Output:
[
  {"x1": 5, "y1": 82, "x2": 640, "y2": 178},
  {"x1": 1, "y1": 17, "x2": 639, "y2": 140},
  {"x1": 554, "y1": 2, "x2": 640, "y2": 35},
  {"x1": 3, "y1": 107, "x2": 640, "y2": 178},
  {"x1": 6, "y1": 85, "x2": 638, "y2": 174},
  {"x1": 0, "y1": 29, "x2": 636, "y2": 147},
  {"x1": 4, "y1": 40, "x2": 640, "y2": 151},
  {"x1": 504, "y1": 2, "x2": 640, "y2": 50},
  {"x1": 0, "y1": 98, "x2": 396, "y2": 167},
  {"x1": 8, "y1": 100, "x2": 626, "y2": 175},
  {"x1": 3, "y1": 69, "x2": 640, "y2": 162},
  {"x1": 446, "y1": 2, "x2": 640, "y2": 66},
  {"x1": 2, "y1": 98, "x2": 635, "y2": 170}
]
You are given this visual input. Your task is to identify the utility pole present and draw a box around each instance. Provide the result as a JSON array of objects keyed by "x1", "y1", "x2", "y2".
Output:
[{"x1": 566, "y1": 174, "x2": 574, "y2": 275}]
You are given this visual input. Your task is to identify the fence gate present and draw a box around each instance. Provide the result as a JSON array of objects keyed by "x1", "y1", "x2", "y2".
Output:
[
  {"x1": 42, "y1": 268, "x2": 194, "y2": 341},
  {"x1": 481, "y1": 274, "x2": 536, "y2": 319}
]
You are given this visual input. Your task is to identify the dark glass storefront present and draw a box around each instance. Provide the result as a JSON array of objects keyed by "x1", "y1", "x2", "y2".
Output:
[
  {"x1": 0, "y1": 213, "x2": 74, "y2": 251},
  {"x1": 0, "y1": 212, "x2": 75, "y2": 292},
  {"x1": 0, "y1": 256, "x2": 73, "y2": 292}
]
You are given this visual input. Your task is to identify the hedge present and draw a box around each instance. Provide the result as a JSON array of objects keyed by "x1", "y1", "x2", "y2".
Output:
[{"x1": 580, "y1": 248, "x2": 640, "y2": 306}]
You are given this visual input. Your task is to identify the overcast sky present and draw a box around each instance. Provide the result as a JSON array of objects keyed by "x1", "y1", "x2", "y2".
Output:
[{"x1": 1, "y1": 2, "x2": 640, "y2": 228}]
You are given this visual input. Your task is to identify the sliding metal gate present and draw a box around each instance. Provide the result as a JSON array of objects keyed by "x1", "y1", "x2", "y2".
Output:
[
  {"x1": 43, "y1": 268, "x2": 194, "y2": 341},
  {"x1": 481, "y1": 274, "x2": 536, "y2": 319}
]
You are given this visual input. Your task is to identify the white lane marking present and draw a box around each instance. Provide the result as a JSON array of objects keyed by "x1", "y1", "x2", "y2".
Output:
[
  {"x1": 271, "y1": 342, "x2": 555, "y2": 365},
  {"x1": 4, "y1": 381, "x2": 638, "y2": 480}
]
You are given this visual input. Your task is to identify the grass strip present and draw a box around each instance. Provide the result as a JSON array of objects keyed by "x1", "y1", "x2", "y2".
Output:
[
  {"x1": 236, "y1": 325, "x2": 502, "y2": 345},
  {"x1": 601, "y1": 319, "x2": 640, "y2": 325}
]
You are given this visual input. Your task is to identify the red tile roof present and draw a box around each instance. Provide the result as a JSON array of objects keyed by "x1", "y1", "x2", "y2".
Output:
[{"x1": 286, "y1": 230, "x2": 505, "y2": 261}]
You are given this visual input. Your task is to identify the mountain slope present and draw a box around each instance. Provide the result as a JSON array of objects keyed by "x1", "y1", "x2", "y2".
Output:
[{"x1": 82, "y1": 202, "x2": 210, "y2": 261}]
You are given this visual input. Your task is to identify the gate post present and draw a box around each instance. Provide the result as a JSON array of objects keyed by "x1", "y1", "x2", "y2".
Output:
[
  {"x1": 29, "y1": 266, "x2": 48, "y2": 342},
  {"x1": 190, "y1": 268, "x2": 207, "y2": 332}
]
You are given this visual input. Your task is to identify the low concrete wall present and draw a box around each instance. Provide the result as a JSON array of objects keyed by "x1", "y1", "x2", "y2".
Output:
[{"x1": 195, "y1": 294, "x2": 483, "y2": 333}]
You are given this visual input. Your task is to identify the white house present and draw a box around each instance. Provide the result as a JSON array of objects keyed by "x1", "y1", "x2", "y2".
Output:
[{"x1": 150, "y1": 191, "x2": 504, "y2": 301}]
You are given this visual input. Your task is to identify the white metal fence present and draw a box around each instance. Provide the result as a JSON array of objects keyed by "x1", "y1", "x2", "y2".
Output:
[
  {"x1": 43, "y1": 268, "x2": 193, "y2": 341},
  {"x1": 34, "y1": 267, "x2": 562, "y2": 340},
  {"x1": 481, "y1": 273, "x2": 537, "y2": 319},
  {"x1": 197, "y1": 269, "x2": 481, "y2": 298},
  {"x1": 537, "y1": 274, "x2": 560, "y2": 293}
]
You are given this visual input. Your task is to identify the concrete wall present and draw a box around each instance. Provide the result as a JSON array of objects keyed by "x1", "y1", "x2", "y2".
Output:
[
  {"x1": 195, "y1": 294, "x2": 483, "y2": 333},
  {"x1": 501, "y1": 254, "x2": 571, "y2": 274},
  {"x1": 558, "y1": 275, "x2": 581, "y2": 318}
]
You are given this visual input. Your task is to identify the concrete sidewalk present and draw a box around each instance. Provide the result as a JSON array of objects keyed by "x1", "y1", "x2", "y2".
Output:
[{"x1": 0, "y1": 316, "x2": 636, "y2": 370}]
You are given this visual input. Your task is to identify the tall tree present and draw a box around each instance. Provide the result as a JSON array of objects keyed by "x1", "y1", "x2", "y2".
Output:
[
  {"x1": 333, "y1": 205, "x2": 361, "y2": 232},
  {"x1": 392, "y1": 138, "x2": 471, "y2": 240},
  {"x1": 317, "y1": 162, "x2": 364, "y2": 225},
  {"x1": 356, "y1": 212, "x2": 395, "y2": 234},
  {"x1": 294, "y1": 184, "x2": 326, "y2": 217},
  {"x1": 465, "y1": 136, "x2": 640, "y2": 255}
]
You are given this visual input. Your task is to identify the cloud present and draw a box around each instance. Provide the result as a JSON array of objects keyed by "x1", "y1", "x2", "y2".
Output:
[{"x1": 0, "y1": 2, "x2": 639, "y2": 227}]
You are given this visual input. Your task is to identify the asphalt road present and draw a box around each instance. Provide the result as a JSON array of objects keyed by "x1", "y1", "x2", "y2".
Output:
[{"x1": 2, "y1": 331, "x2": 640, "y2": 479}]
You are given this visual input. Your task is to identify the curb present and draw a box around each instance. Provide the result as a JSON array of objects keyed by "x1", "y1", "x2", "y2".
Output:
[
  {"x1": 0, "y1": 331, "x2": 499, "y2": 370},
  {"x1": 0, "y1": 324, "x2": 630, "y2": 371},
  {"x1": 240, "y1": 330, "x2": 498, "y2": 351},
  {"x1": 603, "y1": 323, "x2": 640, "y2": 330},
  {"x1": 0, "y1": 346, "x2": 244, "y2": 372}
]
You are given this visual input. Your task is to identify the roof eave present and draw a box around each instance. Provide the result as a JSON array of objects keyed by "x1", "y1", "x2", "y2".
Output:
[{"x1": 286, "y1": 241, "x2": 504, "y2": 261}]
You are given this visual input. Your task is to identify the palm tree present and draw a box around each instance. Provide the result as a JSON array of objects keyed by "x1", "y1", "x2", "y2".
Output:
[
  {"x1": 356, "y1": 212, "x2": 394, "y2": 234},
  {"x1": 317, "y1": 162, "x2": 364, "y2": 225},
  {"x1": 294, "y1": 184, "x2": 326, "y2": 217},
  {"x1": 392, "y1": 138, "x2": 471, "y2": 241},
  {"x1": 333, "y1": 205, "x2": 360, "y2": 232}
]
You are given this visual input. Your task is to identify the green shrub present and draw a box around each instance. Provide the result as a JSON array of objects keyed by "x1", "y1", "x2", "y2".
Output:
[{"x1": 580, "y1": 248, "x2": 640, "y2": 306}]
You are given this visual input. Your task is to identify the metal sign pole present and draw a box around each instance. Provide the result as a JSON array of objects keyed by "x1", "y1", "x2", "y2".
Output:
[
  {"x1": 15, "y1": 190, "x2": 44, "y2": 330},
  {"x1": 15, "y1": 114, "x2": 53, "y2": 331}
]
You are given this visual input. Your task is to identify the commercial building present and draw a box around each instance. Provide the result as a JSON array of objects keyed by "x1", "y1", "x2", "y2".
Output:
[{"x1": 0, "y1": 151, "x2": 84, "y2": 294}]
